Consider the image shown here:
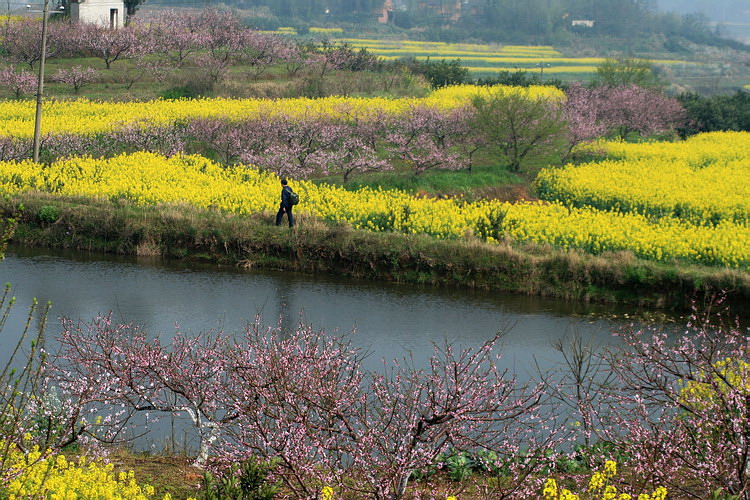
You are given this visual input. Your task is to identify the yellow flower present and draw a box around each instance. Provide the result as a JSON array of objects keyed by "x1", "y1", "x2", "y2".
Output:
[
  {"x1": 603, "y1": 484, "x2": 618, "y2": 500},
  {"x1": 542, "y1": 461, "x2": 666, "y2": 500},
  {"x1": 543, "y1": 478, "x2": 559, "y2": 499},
  {"x1": 650, "y1": 486, "x2": 668, "y2": 500},
  {"x1": 3, "y1": 444, "x2": 161, "y2": 500},
  {"x1": 588, "y1": 471, "x2": 606, "y2": 490},
  {"x1": 604, "y1": 460, "x2": 617, "y2": 478},
  {"x1": 321, "y1": 485, "x2": 334, "y2": 500},
  {"x1": 560, "y1": 490, "x2": 580, "y2": 500}
]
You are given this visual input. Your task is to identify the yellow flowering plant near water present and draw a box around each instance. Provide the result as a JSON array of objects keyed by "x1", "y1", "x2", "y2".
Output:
[
  {"x1": 529, "y1": 131, "x2": 750, "y2": 268},
  {"x1": 2, "y1": 444, "x2": 169, "y2": 500},
  {"x1": 320, "y1": 485, "x2": 335, "y2": 500},
  {"x1": 679, "y1": 358, "x2": 750, "y2": 411},
  {"x1": 542, "y1": 461, "x2": 667, "y2": 500}
]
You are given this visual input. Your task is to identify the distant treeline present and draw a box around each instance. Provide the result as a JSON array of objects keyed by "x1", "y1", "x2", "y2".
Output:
[{"x1": 145, "y1": 0, "x2": 750, "y2": 50}]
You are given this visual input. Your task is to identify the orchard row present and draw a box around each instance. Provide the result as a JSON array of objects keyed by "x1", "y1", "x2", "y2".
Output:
[
  {"x1": 5, "y1": 303, "x2": 744, "y2": 498},
  {"x1": 0, "y1": 84, "x2": 562, "y2": 139},
  {"x1": 0, "y1": 83, "x2": 685, "y2": 179}
]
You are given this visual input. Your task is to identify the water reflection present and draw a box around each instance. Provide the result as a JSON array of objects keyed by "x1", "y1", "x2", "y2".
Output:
[
  {"x1": 0, "y1": 246, "x2": 638, "y2": 376},
  {"x1": 0, "y1": 246, "x2": 676, "y2": 452}
]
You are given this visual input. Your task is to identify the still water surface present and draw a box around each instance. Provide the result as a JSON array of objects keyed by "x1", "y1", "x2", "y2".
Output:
[
  {"x1": 0, "y1": 246, "x2": 647, "y2": 375},
  {"x1": 2, "y1": 246, "x2": 673, "y2": 450}
]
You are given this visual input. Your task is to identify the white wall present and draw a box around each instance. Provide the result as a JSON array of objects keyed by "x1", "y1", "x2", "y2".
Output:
[{"x1": 70, "y1": 0, "x2": 125, "y2": 28}]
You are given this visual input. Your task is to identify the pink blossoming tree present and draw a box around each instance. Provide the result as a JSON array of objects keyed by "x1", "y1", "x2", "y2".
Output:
[
  {"x1": 0, "y1": 18, "x2": 72, "y2": 69},
  {"x1": 53, "y1": 65, "x2": 97, "y2": 94},
  {"x1": 597, "y1": 84, "x2": 687, "y2": 139},
  {"x1": 0, "y1": 66, "x2": 37, "y2": 99},
  {"x1": 52, "y1": 314, "x2": 237, "y2": 466},
  {"x1": 47, "y1": 314, "x2": 561, "y2": 499},
  {"x1": 136, "y1": 9, "x2": 207, "y2": 65},
  {"x1": 384, "y1": 104, "x2": 471, "y2": 175},
  {"x1": 73, "y1": 22, "x2": 144, "y2": 69},
  {"x1": 562, "y1": 83, "x2": 611, "y2": 156},
  {"x1": 563, "y1": 84, "x2": 687, "y2": 142},
  {"x1": 593, "y1": 297, "x2": 750, "y2": 498}
]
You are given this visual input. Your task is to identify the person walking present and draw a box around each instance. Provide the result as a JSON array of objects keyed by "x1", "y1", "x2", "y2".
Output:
[{"x1": 275, "y1": 178, "x2": 295, "y2": 228}]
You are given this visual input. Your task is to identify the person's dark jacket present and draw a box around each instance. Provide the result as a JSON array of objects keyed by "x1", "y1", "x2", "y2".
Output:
[{"x1": 281, "y1": 185, "x2": 293, "y2": 207}]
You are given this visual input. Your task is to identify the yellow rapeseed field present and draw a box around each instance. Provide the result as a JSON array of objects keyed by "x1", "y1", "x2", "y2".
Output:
[
  {"x1": 535, "y1": 132, "x2": 750, "y2": 226},
  {"x1": 1, "y1": 148, "x2": 747, "y2": 269},
  {"x1": 464, "y1": 65, "x2": 599, "y2": 74},
  {"x1": 0, "y1": 85, "x2": 562, "y2": 138},
  {"x1": 4, "y1": 443, "x2": 169, "y2": 500},
  {"x1": 309, "y1": 27, "x2": 345, "y2": 34},
  {"x1": 335, "y1": 38, "x2": 563, "y2": 59},
  {"x1": 0, "y1": 88, "x2": 745, "y2": 270},
  {"x1": 332, "y1": 38, "x2": 691, "y2": 76}
]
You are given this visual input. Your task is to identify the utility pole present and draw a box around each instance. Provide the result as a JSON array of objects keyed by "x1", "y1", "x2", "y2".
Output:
[
  {"x1": 537, "y1": 60, "x2": 551, "y2": 80},
  {"x1": 32, "y1": 0, "x2": 50, "y2": 163}
]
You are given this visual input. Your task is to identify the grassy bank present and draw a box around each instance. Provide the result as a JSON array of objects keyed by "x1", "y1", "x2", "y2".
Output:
[{"x1": 4, "y1": 192, "x2": 749, "y2": 313}]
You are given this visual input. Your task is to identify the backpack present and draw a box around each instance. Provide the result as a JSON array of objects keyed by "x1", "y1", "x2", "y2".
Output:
[{"x1": 289, "y1": 190, "x2": 300, "y2": 206}]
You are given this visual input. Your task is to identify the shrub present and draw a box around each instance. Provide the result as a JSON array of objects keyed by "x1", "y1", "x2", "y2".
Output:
[
  {"x1": 159, "y1": 86, "x2": 199, "y2": 100},
  {"x1": 405, "y1": 57, "x2": 470, "y2": 89},
  {"x1": 53, "y1": 65, "x2": 97, "y2": 94},
  {"x1": 37, "y1": 204, "x2": 60, "y2": 224},
  {"x1": 200, "y1": 457, "x2": 280, "y2": 500}
]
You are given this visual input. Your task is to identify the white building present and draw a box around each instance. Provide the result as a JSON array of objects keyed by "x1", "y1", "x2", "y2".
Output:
[
  {"x1": 68, "y1": 0, "x2": 125, "y2": 28},
  {"x1": 571, "y1": 19, "x2": 595, "y2": 28}
]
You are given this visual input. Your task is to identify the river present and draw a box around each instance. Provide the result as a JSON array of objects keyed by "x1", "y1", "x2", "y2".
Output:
[
  {"x1": 0, "y1": 246, "x2": 647, "y2": 369},
  {"x1": 0, "y1": 245, "x2": 670, "y2": 452}
]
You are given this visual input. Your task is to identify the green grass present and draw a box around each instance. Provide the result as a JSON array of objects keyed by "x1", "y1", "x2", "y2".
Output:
[
  {"x1": 4, "y1": 191, "x2": 749, "y2": 313},
  {"x1": 318, "y1": 163, "x2": 526, "y2": 199},
  {"x1": 1, "y1": 51, "x2": 426, "y2": 102},
  {"x1": 104, "y1": 452, "x2": 200, "y2": 500}
]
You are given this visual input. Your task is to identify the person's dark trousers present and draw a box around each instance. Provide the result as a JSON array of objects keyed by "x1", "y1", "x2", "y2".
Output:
[{"x1": 275, "y1": 205, "x2": 294, "y2": 227}]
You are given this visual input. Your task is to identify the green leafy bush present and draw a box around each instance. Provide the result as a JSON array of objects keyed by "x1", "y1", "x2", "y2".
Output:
[
  {"x1": 200, "y1": 457, "x2": 280, "y2": 500},
  {"x1": 38, "y1": 205, "x2": 60, "y2": 224}
]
